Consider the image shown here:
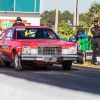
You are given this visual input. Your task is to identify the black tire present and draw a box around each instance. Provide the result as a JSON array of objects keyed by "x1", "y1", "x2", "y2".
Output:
[
  {"x1": 77, "y1": 55, "x2": 84, "y2": 64},
  {"x1": 14, "y1": 53, "x2": 23, "y2": 71},
  {"x1": 77, "y1": 50, "x2": 84, "y2": 56},
  {"x1": 77, "y1": 50, "x2": 84, "y2": 64},
  {"x1": 62, "y1": 61, "x2": 72, "y2": 71},
  {"x1": 0, "y1": 57, "x2": 11, "y2": 67}
]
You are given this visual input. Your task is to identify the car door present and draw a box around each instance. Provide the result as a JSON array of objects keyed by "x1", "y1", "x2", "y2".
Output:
[
  {"x1": 1, "y1": 28, "x2": 14, "y2": 59},
  {"x1": 0, "y1": 30, "x2": 7, "y2": 56}
]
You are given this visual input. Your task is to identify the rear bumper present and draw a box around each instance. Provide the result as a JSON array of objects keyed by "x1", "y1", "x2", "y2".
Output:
[{"x1": 20, "y1": 54, "x2": 78, "y2": 62}]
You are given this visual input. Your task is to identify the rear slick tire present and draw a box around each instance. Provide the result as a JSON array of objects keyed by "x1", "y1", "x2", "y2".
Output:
[{"x1": 0, "y1": 57, "x2": 11, "y2": 67}]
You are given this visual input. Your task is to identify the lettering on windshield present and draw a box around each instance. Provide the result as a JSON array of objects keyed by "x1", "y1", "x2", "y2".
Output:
[{"x1": 16, "y1": 28, "x2": 26, "y2": 31}]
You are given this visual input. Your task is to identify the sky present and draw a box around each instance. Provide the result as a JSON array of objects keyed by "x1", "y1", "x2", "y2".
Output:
[{"x1": 41, "y1": 0, "x2": 100, "y2": 14}]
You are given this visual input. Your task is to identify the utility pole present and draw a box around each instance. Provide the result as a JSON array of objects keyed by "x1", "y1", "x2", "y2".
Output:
[
  {"x1": 40, "y1": 0, "x2": 43, "y2": 14},
  {"x1": 55, "y1": 0, "x2": 59, "y2": 33},
  {"x1": 76, "y1": 0, "x2": 79, "y2": 26},
  {"x1": 73, "y1": 0, "x2": 79, "y2": 30}
]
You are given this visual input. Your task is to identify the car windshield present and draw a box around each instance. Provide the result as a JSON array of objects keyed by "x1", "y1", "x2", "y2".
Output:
[{"x1": 15, "y1": 28, "x2": 60, "y2": 40}]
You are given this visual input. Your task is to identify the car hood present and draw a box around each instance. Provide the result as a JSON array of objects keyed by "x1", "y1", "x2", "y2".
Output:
[{"x1": 16, "y1": 39, "x2": 76, "y2": 47}]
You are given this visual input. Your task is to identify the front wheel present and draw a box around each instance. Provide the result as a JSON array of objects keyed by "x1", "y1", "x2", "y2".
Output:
[
  {"x1": 14, "y1": 53, "x2": 23, "y2": 71},
  {"x1": 62, "y1": 61, "x2": 72, "y2": 71}
]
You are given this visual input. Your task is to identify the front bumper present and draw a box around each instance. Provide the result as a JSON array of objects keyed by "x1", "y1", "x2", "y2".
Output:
[{"x1": 20, "y1": 54, "x2": 78, "y2": 62}]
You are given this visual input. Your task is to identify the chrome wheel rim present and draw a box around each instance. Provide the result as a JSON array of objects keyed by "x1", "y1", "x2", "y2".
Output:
[{"x1": 15, "y1": 54, "x2": 18, "y2": 68}]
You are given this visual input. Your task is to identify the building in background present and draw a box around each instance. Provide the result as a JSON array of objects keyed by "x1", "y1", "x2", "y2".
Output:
[{"x1": 0, "y1": 0, "x2": 41, "y2": 30}]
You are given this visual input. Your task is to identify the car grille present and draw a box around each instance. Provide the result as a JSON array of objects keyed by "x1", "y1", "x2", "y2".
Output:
[{"x1": 38, "y1": 46, "x2": 62, "y2": 54}]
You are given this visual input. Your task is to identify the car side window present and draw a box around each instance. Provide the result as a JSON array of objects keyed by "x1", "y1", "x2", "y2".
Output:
[
  {"x1": 0, "y1": 32, "x2": 5, "y2": 39},
  {"x1": 5, "y1": 29, "x2": 13, "y2": 40},
  {"x1": 43, "y1": 30, "x2": 55, "y2": 39},
  {"x1": 13, "y1": 30, "x2": 16, "y2": 39}
]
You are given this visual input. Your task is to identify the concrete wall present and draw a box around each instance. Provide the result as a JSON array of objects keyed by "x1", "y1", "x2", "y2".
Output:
[
  {"x1": 0, "y1": 12, "x2": 40, "y2": 25},
  {"x1": 0, "y1": 74, "x2": 100, "y2": 100}
]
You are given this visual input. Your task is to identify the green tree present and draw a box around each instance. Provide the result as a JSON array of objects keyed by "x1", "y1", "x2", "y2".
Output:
[
  {"x1": 40, "y1": 10, "x2": 61, "y2": 26},
  {"x1": 60, "y1": 10, "x2": 73, "y2": 24},
  {"x1": 57, "y1": 20, "x2": 75, "y2": 40},
  {"x1": 88, "y1": 2, "x2": 100, "y2": 23},
  {"x1": 40, "y1": 10, "x2": 73, "y2": 27},
  {"x1": 79, "y1": 13, "x2": 89, "y2": 25},
  {"x1": 79, "y1": 21, "x2": 86, "y2": 27}
]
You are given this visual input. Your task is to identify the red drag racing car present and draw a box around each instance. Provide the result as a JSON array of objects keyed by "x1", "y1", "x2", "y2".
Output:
[{"x1": 0, "y1": 26, "x2": 78, "y2": 71}]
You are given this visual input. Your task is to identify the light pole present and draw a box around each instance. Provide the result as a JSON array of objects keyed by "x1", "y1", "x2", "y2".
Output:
[
  {"x1": 55, "y1": 0, "x2": 59, "y2": 33},
  {"x1": 14, "y1": 0, "x2": 16, "y2": 12},
  {"x1": 73, "y1": 0, "x2": 79, "y2": 30}
]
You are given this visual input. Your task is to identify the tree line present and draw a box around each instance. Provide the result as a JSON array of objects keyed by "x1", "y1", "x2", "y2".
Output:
[{"x1": 40, "y1": 2, "x2": 100, "y2": 40}]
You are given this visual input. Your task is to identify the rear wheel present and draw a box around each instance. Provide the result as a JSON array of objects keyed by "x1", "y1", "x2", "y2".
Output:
[
  {"x1": 0, "y1": 57, "x2": 11, "y2": 67},
  {"x1": 14, "y1": 53, "x2": 23, "y2": 71},
  {"x1": 62, "y1": 61, "x2": 72, "y2": 71}
]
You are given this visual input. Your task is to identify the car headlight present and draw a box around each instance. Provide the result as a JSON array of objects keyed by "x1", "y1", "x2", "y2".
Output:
[
  {"x1": 31, "y1": 48, "x2": 38, "y2": 54},
  {"x1": 22, "y1": 46, "x2": 31, "y2": 54},
  {"x1": 68, "y1": 46, "x2": 77, "y2": 54},
  {"x1": 62, "y1": 46, "x2": 77, "y2": 54},
  {"x1": 62, "y1": 49, "x2": 69, "y2": 54}
]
